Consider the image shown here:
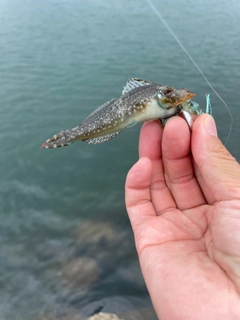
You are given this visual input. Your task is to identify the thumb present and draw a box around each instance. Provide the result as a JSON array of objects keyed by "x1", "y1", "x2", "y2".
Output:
[{"x1": 192, "y1": 114, "x2": 240, "y2": 202}]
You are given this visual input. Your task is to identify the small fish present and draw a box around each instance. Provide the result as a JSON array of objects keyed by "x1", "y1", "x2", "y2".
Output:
[{"x1": 41, "y1": 78, "x2": 211, "y2": 149}]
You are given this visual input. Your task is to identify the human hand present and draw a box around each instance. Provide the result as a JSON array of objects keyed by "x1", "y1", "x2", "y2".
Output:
[{"x1": 125, "y1": 115, "x2": 240, "y2": 320}]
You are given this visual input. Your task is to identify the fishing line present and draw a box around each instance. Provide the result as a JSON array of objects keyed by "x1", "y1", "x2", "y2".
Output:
[{"x1": 145, "y1": 0, "x2": 233, "y2": 145}]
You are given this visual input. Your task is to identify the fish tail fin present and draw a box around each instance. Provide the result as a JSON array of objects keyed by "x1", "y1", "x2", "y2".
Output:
[{"x1": 41, "y1": 130, "x2": 74, "y2": 148}]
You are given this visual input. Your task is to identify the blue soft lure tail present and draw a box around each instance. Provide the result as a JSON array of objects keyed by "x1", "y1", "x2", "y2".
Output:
[
  {"x1": 181, "y1": 94, "x2": 212, "y2": 129},
  {"x1": 145, "y1": 0, "x2": 233, "y2": 145}
]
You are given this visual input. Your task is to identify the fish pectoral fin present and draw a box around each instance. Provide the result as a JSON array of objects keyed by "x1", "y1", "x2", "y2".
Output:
[
  {"x1": 122, "y1": 78, "x2": 155, "y2": 95},
  {"x1": 83, "y1": 131, "x2": 121, "y2": 144},
  {"x1": 125, "y1": 121, "x2": 138, "y2": 129}
]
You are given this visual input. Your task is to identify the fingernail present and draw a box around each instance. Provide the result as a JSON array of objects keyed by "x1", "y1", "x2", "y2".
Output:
[{"x1": 204, "y1": 116, "x2": 218, "y2": 137}]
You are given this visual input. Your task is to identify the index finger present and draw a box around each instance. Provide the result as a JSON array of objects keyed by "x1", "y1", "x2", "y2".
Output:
[{"x1": 162, "y1": 117, "x2": 206, "y2": 210}]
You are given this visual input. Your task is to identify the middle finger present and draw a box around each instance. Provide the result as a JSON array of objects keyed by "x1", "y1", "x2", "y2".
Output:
[{"x1": 139, "y1": 120, "x2": 176, "y2": 214}]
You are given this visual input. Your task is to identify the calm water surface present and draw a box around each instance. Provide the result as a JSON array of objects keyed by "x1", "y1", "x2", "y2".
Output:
[{"x1": 0, "y1": 0, "x2": 240, "y2": 319}]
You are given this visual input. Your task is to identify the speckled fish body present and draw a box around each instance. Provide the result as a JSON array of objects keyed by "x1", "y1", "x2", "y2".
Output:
[{"x1": 41, "y1": 78, "x2": 198, "y2": 148}]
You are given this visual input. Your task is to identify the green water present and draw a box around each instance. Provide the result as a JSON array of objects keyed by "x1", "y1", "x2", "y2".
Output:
[{"x1": 0, "y1": 0, "x2": 240, "y2": 319}]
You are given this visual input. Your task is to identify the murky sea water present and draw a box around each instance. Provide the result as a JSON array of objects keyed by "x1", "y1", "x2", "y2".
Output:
[{"x1": 0, "y1": 0, "x2": 240, "y2": 319}]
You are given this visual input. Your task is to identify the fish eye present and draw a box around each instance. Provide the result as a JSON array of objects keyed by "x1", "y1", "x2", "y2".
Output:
[{"x1": 163, "y1": 86, "x2": 174, "y2": 95}]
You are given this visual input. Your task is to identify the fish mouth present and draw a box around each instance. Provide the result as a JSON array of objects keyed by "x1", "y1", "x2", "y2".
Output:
[{"x1": 161, "y1": 88, "x2": 196, "y2": 108}]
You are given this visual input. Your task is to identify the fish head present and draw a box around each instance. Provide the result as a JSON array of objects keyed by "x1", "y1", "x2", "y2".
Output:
[{"x1": 156, "y1": 86, "x2": 196, "y2": 109}]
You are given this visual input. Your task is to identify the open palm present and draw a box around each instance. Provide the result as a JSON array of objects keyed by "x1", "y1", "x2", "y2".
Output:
[{"x1": 125, "y1": 115, "x2": 240, "y2": 320}]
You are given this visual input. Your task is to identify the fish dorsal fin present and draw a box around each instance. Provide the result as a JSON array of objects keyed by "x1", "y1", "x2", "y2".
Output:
[
  {"x1": 122, "y1": 78, "x2": 154, "y2": 95},
  {"x1": 83, "y1": 131, "x2": 121, "y2": 144},
  {"x1": 83, "y1": 98, "x2": 116, "y2": 123}
]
